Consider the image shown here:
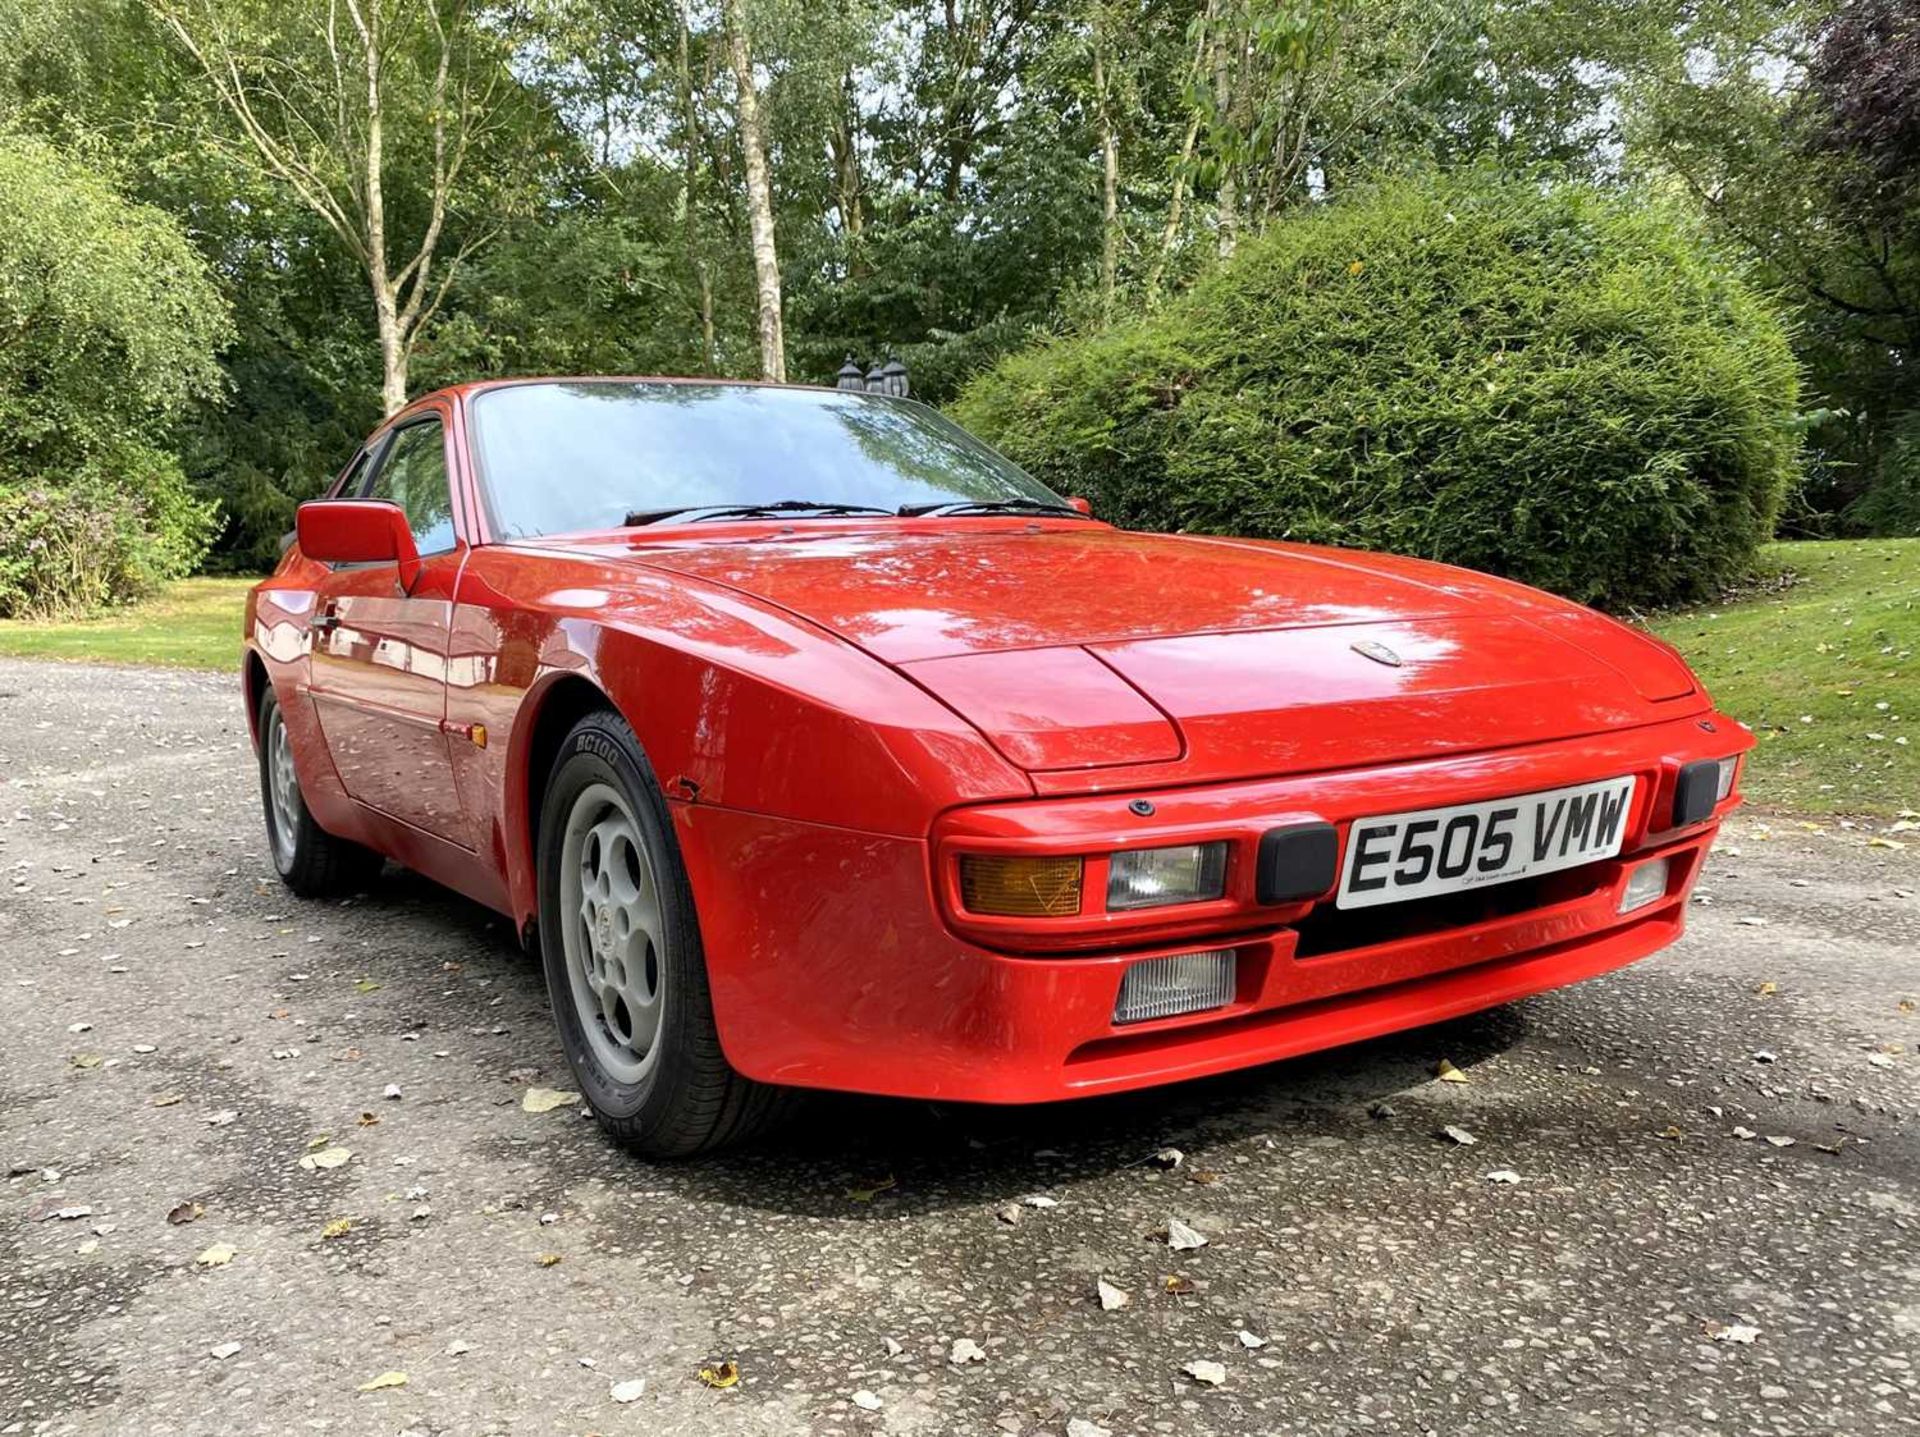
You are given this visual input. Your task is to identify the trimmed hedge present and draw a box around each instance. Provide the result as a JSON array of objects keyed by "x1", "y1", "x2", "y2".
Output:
[{"x1": 952, "y1": 176, "x2": 1803, "y2": 608}]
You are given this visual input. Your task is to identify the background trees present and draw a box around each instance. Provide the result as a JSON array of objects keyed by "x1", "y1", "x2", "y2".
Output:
[{"x1": 0, "y1": 0, "x2": 1913, "y2": 607}]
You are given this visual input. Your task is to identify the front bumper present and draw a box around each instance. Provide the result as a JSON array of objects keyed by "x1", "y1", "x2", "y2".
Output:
[{"x1": 679, "y1": 710, "x2": 1748, "y2": 1104}]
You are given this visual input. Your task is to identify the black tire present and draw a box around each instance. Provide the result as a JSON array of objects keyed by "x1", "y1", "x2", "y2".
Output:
[
  {"x1": 256, "y1": 684, "x2": 384, "y2": 898},
  {"x1": 536, "y1": 708, "x2": 791, "y2": 1158}
]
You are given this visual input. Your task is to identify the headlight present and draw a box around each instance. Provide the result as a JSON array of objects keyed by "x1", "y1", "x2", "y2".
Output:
[
  {"x1": 1106, "y1": 842, "x2": 1228, "y2": 910},
  {"x1": 958, "y1": 854, "x2": 1083, "y2": 916}
]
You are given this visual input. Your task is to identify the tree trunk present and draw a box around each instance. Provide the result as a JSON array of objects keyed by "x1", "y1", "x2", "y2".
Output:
[
  {"x1": 1146, "y1": 0, "x2": 1213, "y2": 306},
  {"x1": 676, "y1": 0, "x2": 715, "y2": 374},
  {"x1": 1094, "y1": 31, "x2": 1119, "y2": 325},
  {"x1": 358, "y1": 8, "x2": 408, "y2": 415},
  {"x1": 1212, "y1": 15, "x2": 1239, "y2": 261},
  {"x1": 725, "y1": 0, "x2": 786, "y2": 383}
]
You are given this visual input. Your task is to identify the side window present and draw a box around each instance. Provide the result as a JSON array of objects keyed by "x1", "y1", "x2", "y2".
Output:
[{"x1": 362, "y1": 418, "x2": 457, "y2": 554}]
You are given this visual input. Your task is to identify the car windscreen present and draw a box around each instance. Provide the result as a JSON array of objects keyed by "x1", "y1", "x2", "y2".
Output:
[{"x1": 468, "y1": 381, "x2": 1067, "y2": 539}]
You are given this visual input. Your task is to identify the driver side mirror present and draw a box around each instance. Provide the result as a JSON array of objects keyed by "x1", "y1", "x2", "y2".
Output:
[
  {"x1": 296, "y1": 500, "x2": 422, "y2": 591},
  {"x1": 1067, "y1": 495, "x2": 1093, "y2": 516}
]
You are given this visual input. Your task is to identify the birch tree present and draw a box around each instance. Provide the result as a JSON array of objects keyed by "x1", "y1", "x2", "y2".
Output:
[
  {"x1": 150, "y1": 0, "x2": 530, "y2": 414},
  {"x1": 725, "y1": 0, "x2": 785, "y2": 381}
]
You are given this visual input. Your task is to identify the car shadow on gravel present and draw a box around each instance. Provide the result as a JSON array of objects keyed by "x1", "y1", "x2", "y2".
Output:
[{"x1": 342, "y1": 865, "x2": 1529, "y2": 1217}]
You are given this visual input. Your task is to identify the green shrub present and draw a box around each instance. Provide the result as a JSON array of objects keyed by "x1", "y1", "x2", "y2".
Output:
[
  {"x1": 0, "y1": 447, "x2": 218, "y2": 618},
  {"x1": 0, "y1": 133, "x2": 228, "y2": 612},
  {"x1": 953, "y1": 175, "x2": 1803, "y2": 608},
  {"x1": 1846, "y1": 410, "x2": 1920, "y2": 536}
]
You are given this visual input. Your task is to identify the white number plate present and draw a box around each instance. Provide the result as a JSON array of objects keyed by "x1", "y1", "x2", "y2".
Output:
[{"x1": 1336, "y1": 776, "x2": 1638, "y2": 910}]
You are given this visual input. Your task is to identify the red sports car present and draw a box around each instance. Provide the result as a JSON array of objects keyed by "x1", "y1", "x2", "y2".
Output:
[{"x1": 245, "y1": 378, "x2": 1750, "y2": 1155}]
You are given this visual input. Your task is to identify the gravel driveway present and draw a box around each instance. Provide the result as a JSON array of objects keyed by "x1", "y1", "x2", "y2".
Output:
[{"x1": 2, "y1": 657, "x2": 1916, "y2": 1437}]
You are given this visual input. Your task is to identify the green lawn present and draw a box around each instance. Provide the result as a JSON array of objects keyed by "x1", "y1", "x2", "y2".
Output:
[
  {"x1": 1, "y1": 542, "x2": 1913, "y2": 814},
  {"x1": 1652, "y1": 539, "x2": 1917, "y2": 816},
  {"x1": 0, "y1": 576, "x2": 251, "y2": 671}
]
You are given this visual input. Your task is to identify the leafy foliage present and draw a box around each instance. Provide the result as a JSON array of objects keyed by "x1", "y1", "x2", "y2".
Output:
[
  {"x1": 0, "y1": 132, "x2": 227, "y2": 612},
  {"x1": 955, "y1": 175, "x2": 1801, "y2": 608}
]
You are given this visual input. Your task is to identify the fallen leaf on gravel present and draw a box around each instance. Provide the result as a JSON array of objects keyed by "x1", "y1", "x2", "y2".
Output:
[
  {"x1": 205, "y1": 1110, "x2": 237, "y2": 1127},
  {"x1": 166, "y1": 1201, "x2": 203, "y2": 1226},
  {"x1": 1733, "y1": 1126, "x2": 1757, "y2": 1140},
  {"x1": 698, "y1": 1359, "x2": 741, "y2": 1388},
  {"x1": 882, "y1": 1337, "x2": 902, "y2": 1356},
  {"x1": 67, "y1": 1022, "x2": 91, "y2": 1034},
  {"x1": 70, "y1": 1053, "x2": 102, "y2": 1069},
  {"x1": 1765, "y1": 1135, "x2": 1796, "y2": 1148},
  {"x1": 270, "y1": 1048, "x2": 298, "y2": 1060},
  {"x1": 1751, "y1": 1050, "x2": 1777, "y2": 1064},
  {"x1": 1486, "y1": 1170, "x2": 1522, "y2": 1184},
  {"x1": 1439, "y1": 1125, "x2": 1477, "y2": 1147},
  {"x1": 31, "y1": 1201, "x2": 92, "y2": 1222},
  {"x1": 1188, "y1": 1169, "x2": 1220, "y2": 1185},
  {"x1": 1754, "y1": 981, "x2": 1778, "y2": 997},
  {"x1": 298, "y1": 1147, "x2": 351, "y2": 1171},
  {"x1": 354, "y1": 978, "x2": 381, "y2": 993},
  {"x1": 521, "y1": 1086, "x2": 580, "y2": 1114},
  {"x1": 846, "y1": 1175, "x2": 896, "y2": 1203},
  {"x1": 209, "y1": 1342, "x2": 241, "y2": 1360},
  {"x1": 194, "y1": 1242, "x2": 235, "y2": 1267},
  {"x1": 1165, "y1": 1217, "x2": 1209, "y2": 1251},
  {"x1": 1435, "y1": 1058, "x2": 1469, "y2": 1083},
  {"x1": 1020, "y1": 1194, "x2": 1059, "y2": 1209},
  {"x1": 537, "y1": 1252, "x2": 563, "y2": 1267},
  {"x1": 1237, "y1": 1330, "x2": 1267, "y2": 1349},
  {"x1": 132, "y1": 1044, "x2": 156, "y2": 1054},
  {"x1": 1712, "y1": 1323, "x2": 1760, "y2": 1344},
  {"x1": 1657, "y1": 1126, "x2": 1685, "y2": 1141},
  {"x1": 321, "y1": 1218, "x2": 352, "y2": 1240},
  {"x1": 357, "y1": 1111, "x2": 380, "y2": 1127},
  {"x1": 610, "y1": 1379, "x2": 646, "y2": 1403},
  {"x1": 357, "y1": 1370, "x2": 407, "y2": 1392},
  {"x1": 1151, "y1": 1147, "x2": 1185, "y2": 1169},
  {"x1": 150, "y1": 1092, "x2": 183, "y2": 1108},
  {"x1": 1163, "y1": 1275, "x2": 1196, "y2": 1295},
  {"x1": 1183, "y1": 1359, "x2": 1226, "y2": 1386},
  {"x1": 383, "y1": 1084, "x2": 403, "y2": 1100},
  {"x1": 948, "y1": 1339, "x2": 986, "y2": 1366},
  {"x1": 1066, "y1": 1420, "x2": 1113, "y2": 1437},
  {"x1": 1097, "y1": 1277, "x2": 1131, "y2": 1311},
  {"x1": 1900, "y1": 1000, "x2": 1915, "y2": 1014},
  {"x1": 445, "y1": 1340, "x2": 472, "y2": 1356},
  {"x1": 1867, "y1": 1052, "x2": 1895, "y2": 1069},
  {"x1": 76, "y1": 1239, "x2": 98, "y2": 1254},
  {"x1": 1737, "y1": 915, "x2": 1769, "y2": 926},
  {"x1": 851, "y1": 1390, "x2": 882, "y2": 1411}
]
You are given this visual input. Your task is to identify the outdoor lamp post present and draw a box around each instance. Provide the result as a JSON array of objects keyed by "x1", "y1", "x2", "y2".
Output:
[{"x1": 837, "y1": 353, "x2": 909, "y2": 397}]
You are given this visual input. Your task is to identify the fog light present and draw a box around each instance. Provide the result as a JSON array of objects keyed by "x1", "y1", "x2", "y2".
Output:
[
  {"x1": 1715, "y1": 756, "x2": 1738, "y2": 802},
  {"x1": 1113, "y1": 949, "x2": 1236, "y2": 1025},
  {"x1": 958, "y1": 854, "x2": 1083, "y2": 917},
  {"x1": 1618, "y1": 858, "x2": 1670, "y2": 914},
  {"x1": 1107, "y1": 842, "x2": 1228, "y2": 910}
]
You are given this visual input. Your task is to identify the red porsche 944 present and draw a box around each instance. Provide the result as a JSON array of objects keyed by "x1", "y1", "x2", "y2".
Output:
[{"x1": 245, "y1": 378, "x2": 1750, "y2": 1155}]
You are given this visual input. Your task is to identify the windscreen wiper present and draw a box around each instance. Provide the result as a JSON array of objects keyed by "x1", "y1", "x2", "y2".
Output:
[
  {"x1": 623, "y1": 500, "x2": 896, "y2": 526},
  {"x1": 896, "y1": 497, "x2": 1088, "y2": 519}
]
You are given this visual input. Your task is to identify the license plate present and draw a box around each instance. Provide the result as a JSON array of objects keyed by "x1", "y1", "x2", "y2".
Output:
[{"x1": 1336, "y1": 776, "x2": 1638, "y2": 910}]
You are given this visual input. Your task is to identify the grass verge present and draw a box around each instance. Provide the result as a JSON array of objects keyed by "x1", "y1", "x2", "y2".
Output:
[
  {"x1": 0, "y1": 576, "x2": 251, "y2": 671},
  {"x1": 1653, "y1": 538, "x2": 1916, "y2": 816}
]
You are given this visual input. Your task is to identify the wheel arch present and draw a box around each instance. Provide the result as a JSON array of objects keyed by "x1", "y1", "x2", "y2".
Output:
[
  {"x1": 243, "y1": 649, "x2": 271, "y2": 747},
  {"x1": 507, "y1": 671, "x2": 623, "y2": 940}
]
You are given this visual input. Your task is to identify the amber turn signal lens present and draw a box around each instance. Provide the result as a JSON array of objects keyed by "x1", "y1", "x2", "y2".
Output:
[{"x1": 958, "y1": 854, "x2": 1084, "y2": 917}]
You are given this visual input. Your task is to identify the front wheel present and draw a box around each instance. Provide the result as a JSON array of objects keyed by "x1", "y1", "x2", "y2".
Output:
[{"x1": 536, "y1": 709, "x2": 790, "y2": 1158}]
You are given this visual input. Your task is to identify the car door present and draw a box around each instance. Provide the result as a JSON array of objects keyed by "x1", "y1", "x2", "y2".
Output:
[{"x1": 307, "y1": 410, "x2": 475, "y2": 849}]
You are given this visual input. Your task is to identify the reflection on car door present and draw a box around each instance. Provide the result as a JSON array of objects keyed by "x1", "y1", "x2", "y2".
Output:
[{"x1": 307, "y1": 412, "x2": 474, "y2": 849}]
